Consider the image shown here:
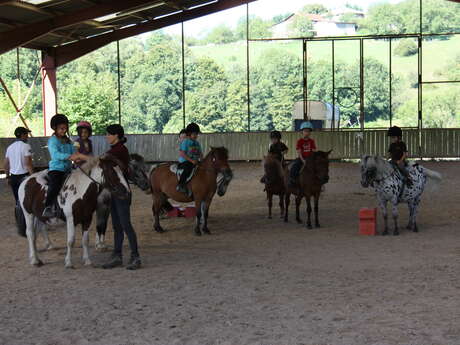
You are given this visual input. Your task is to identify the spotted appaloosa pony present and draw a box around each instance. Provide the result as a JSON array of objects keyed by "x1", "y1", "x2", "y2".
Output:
[
  {"x1": 262, "y1": 153, "x2": 286, "y2": 219},
  {"x1": 150, "y1": 147, "x2": 233, "y2": 236},
  {"x1": 284, "y1": 151, "x2": 332, "y2": 228},
  {"x1": 361, "y1": 155, "x2": 442, "y2": 235},
  {"x1": 94, "y1": 153, "x2": 150, "y2": 250},
  {"x1": 18, "y1": 155, "x2": 129, "y2": 267}
]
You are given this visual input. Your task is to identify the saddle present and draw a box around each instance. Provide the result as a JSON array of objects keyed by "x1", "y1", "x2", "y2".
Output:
[{"x1": 170, "y1": 164, "x2": 198, "y2": 184}]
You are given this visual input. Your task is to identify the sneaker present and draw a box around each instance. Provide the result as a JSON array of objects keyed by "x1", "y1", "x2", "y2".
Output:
[
  {"x1": 126, "y1": 257, "x2": 141, "y2": 270},
  {"x1": 42, "y1": 206, "x2": 55, "y2": 218},
  {"x1": 102, "y1": 255, "x2": 123, "y2": 269}
]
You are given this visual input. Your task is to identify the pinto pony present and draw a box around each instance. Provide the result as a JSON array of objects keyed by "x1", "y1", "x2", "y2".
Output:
[
  {"x1": 284, "y1": 151, "x2": 331, "y2": 228},
  {"x1": 150, "y1": 147, "x2": 233, "y2": 236},
  {"x1": 18, "y1": 155, "x2": 129, "y2": 268},
  {"x1": 262, "y1": 153, "x2": 286, "y2": 219},
  {"x1": 360, "y1": 155, "x2": 442, "y2": 235}
]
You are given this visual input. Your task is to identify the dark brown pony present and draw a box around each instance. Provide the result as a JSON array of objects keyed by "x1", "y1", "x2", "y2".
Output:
[
  {"x1": 262, "y1": 153, "x2": 286, "y2": 219},
  {"x1": 150, "y1": 147, "x2": 233, "y2": 236},
  {"x1": 284, "y1": 150, "x2": 332, "y2": 228}
]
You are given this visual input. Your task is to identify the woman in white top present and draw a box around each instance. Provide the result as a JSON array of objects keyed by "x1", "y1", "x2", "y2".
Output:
[{"x1": 4, "y1": 127, "x2": 34, "y2": 203}]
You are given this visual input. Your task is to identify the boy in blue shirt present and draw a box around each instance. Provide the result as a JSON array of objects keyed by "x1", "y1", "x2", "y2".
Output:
[{"x1": 177, "y1": 123, "x2": 202, "y2": 194}]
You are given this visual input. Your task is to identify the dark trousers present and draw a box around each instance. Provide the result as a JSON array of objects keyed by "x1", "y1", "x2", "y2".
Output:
[
  {"x1": 178, "y1": 161, "x2": 195, "y2": 186},
  {"x1": 290, "y1": 158, "x2": 304, "y2": 180},
  {"x1": 45, "y1": 170, "x2": 66, "y2": 207},
  {"x1": 10, "y1": 173, "x2": 28, "y2": 203},
  {"x1": 392, "y1": 160, "x2": 410, "y2": 180},
  {"x1": 112, "y1": 194, "x2": 139, "y2": 259}
]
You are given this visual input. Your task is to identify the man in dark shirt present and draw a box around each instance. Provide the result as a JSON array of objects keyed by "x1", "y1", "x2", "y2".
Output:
[{"x1": 387, "y1": 126, "x2": 412, "y2": 186}]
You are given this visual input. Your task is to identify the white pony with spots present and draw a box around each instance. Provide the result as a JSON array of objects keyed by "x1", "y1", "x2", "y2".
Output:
[
  {"x1": 18, "y1": 155, "x2": 129, "y2": 268},
  {"x1": 360, "y1": 155, "x2": 442, "y2": 235}
]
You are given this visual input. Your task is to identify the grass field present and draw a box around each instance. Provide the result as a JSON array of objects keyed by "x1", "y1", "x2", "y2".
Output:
[{"x1": 190, "y1": 35, "x2": 460, "y2": 81}]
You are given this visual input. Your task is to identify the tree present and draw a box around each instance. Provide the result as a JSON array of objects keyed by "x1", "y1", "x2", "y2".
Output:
[
  {"x1": 300, "y1": 4, "x2": 329, "y2": 15},
  {"x1": 236, "y1": 15, "x2": 272, "y2": 40},
  {"x1": 205, "y1": 25, "x2": 236, "y2": 44},
  {"x1": 288, "y1": 15, "x2": 314, "y2": 37},
  {"x1": 394, "y1": 38, "x2": 418, "y2": 57}
]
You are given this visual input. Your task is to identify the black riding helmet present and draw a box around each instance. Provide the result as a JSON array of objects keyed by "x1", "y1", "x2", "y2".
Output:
[
  {"x1": 14, "y1": 126, "x2": 31, "y2": 138},
  {"x1": 50, "y1": 114, "x2": 69, "y2": 130},
  {"x1": 387, "y1": 126, "x2": 402, "y2": 137},
  {"x1": 270, "y1": 130, "x2": 281, "y2": 139},
  {"x1": 185, "y1": 122, "x2": 201, "y2": 135}
]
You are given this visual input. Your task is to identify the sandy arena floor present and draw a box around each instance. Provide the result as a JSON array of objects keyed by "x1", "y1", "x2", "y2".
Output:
[{"x1": 0, "y1": 161, "x2": 459, "y2": 345}]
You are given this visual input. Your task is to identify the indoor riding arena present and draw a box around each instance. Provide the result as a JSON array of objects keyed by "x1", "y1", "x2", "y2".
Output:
[{"x1": 1, "y1": 1, "x2": 460, "y2": 345}]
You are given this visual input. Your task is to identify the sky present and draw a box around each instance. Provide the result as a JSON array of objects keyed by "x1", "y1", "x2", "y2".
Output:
[{"x1": 164, "y1": 0, "x2": 402, "y2": 37}]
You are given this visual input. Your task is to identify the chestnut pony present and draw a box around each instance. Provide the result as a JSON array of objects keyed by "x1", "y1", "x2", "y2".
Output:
[
  {"x1": 150, "y1": 147, "x2": 233, "y2": 236},
  {"x1": 262, "y1": 153, "x2": 286, "y2": 219}
]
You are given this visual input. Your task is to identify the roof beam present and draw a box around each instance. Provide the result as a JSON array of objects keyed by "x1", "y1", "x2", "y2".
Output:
[
  {"x1": 53, "y1": 0, "x2": 255, "y2": 67},
  {"x1": 0, "y1": 0, "x2": 161, "y2": 55}
]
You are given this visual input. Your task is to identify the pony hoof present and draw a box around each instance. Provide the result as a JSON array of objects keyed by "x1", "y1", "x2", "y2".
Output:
[
  {"x1": 393, "y1": 231, "x2": 399, "y2": 236},
  {"x1": 65, "y1": 263, "x2": 75, "y2": 269},
  {"x1": 296, "y1": 218, "x2": 302, "y2": 224},
  {"x1": 194, "y1": 231, "x2": 202, "y2": 236},
  {"x1": 307, "y1": 224, "x2": 313, "y2": 230},
  {"x1": 413, "y1": 227, "x2": 418, "y2": 233},
  {"x1": 203, "y1": 229, "x2": 211, "y2": 235},
  {"x1": 284, "y1": 219, "x2": 288, "y2": 223},
  {"x1": 268, "y1": 215, "x2": 272, "y2": 219},
  {"x1": 154, "y1": 227, "x2": 165, "y2": 233},
  {"x1": 83, "y1": 260, "x2": 92, "y2": 266},
  {"x1": 382, "y1": 231, "x2": 389, "y2": 236},
  {"x1": 315, "y1": 224, "x2": 321, "y2": 228},
  {"x1": 32, "y1": 259, "x2": 44, "y2": 267}
]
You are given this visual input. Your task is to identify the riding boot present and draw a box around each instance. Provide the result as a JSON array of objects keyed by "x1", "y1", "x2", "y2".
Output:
[
  {"x1": 102, "y1": 254, "x2": 123, "y2": 269},
  {"x1": 126, "y1": 256, "x2": 141, "y2": 270}
]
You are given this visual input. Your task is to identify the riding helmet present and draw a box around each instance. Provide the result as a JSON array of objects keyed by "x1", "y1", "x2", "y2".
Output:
[
  {"x1": 14, "y1": 126, "x2": 31, "y2": 138},
  {"x1": 50, "y1": 114, "x2": 69, "y2": 130},
  {"x1": 270, "y1": 130, "x2": 282, "y2": 139},
  {"x1": 300, "y1": 121, "x2": 314, "y2": 131},
  {"x1": 387, "y1": 126, "x2": 402, "y2": 137},
  {"x1": 76, "y1": 121, "x2": 92, "y2": 136},
  {"x1": 185, "y1": 122, "x2": 201, "y2": 134}
]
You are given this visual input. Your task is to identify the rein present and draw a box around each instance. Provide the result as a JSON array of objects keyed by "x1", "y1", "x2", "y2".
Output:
[{"x1": 77, "y1": 165, "x2": 103, "y2": 189}]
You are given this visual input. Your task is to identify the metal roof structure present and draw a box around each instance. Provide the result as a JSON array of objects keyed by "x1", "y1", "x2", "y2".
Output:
[{"x1": 0, "y1": 0, "x2": 254, "y2": 66}]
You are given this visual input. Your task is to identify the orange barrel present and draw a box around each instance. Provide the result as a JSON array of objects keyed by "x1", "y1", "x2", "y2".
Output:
[{"x1": 359, "y1": 208, "x2": 377, "y2": 235}]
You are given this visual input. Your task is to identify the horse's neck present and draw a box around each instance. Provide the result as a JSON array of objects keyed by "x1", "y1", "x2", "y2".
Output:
[{"x1": 199, "y1": 158, "x2": 217, "y2": 177}]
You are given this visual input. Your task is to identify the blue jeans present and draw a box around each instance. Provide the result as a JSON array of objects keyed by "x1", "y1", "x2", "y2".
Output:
[{"x1": 111, "y1": 194, "x2": 139, "y2": 259}]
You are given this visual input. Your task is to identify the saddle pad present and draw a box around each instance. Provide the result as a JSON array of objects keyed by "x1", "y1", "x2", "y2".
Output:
[{"x1": 170, "y1": 164, "x2": 197, "y2": 184}]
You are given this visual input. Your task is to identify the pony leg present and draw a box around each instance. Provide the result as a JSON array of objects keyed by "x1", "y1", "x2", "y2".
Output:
[
  {"x1": 295, "y1": 195, "x2": 302, "y2": 224},
  {"x1": 391, "y1": 201, "x2": 399, "y2": 236},
  {"x1": 279, "y1": 194, "x2": 284, "y2": 219},
  {"x1": 26, "y1": 215, "x2": 42, "y2": 266},
  {"x1": 314, "y1": 193, "x2": 320, "y2": 228},
  {"x1": 38, "y1": 221, "x2": 53, "y2": 251},
  {"x1": 95, "y1": 203, "x2": 110, "y2": 251},
  {"x1": 64, "y1": 216, "x2": 76, "y2": 269},
  {"x1": 152, "y1": 194, "x2": 165, "y2": 233},
  {"x1": 379, "y1": 199, "x2": 389, "y2": 236},
  {"x1": 284, "y1": 193, "x2": 290, "y2": 223},
  {"x1": 194, "y1": 199, "x2": 203, "y2": 236},
  {"x1": 407, "y1": 198, "x2": 420, "y2": 232},
  {"x1": 82, "y1": 226, "x2": 92, "y2": 266},
  {"x1": 306, "y1": 197, "x2": 312, "y2": 229},
  {"x1": 201, "y1": 200, "x2": 211, "y2": 235},
  {"x1": 267, "y1": 192, "x2": 273, "y2": 219}
]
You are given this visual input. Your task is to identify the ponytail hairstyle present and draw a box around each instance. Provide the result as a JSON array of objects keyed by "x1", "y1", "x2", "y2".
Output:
[{"x1": 106, "y1": 124, "x2": 127, "y2": 144}]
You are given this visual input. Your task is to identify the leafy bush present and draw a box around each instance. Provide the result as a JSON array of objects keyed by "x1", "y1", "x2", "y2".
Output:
[{"x1": 394, "y1": 39, "x2": 418, "y2": 57}]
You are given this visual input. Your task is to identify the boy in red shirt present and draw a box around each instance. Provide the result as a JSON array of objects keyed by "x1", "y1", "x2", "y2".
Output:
[{"x1": 289, "y1": 121, "x2": 316, "y2": 187}]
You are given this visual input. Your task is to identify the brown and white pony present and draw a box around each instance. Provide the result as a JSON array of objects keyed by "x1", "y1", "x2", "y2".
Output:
[
  {"x1": 150, "y1": 147, "x2": 233, "y2": 236},
  {"x1": 18, "y1": 155, "x2": 129, "y2": 268}
]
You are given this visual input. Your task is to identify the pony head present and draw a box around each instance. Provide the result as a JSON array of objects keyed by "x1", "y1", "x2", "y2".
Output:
[
  {"x1": 309, "y1": 150, "x2": 332, "y2": 185},
  {"x1": 360, "y1": 155, "x2": 380, "y2": 188},
  {"x1": 128, "y1": 153, "x2": 150, "y2": 191},
  {"x1": 206, "y1": 147, "x2": 233, "y2": 196}
]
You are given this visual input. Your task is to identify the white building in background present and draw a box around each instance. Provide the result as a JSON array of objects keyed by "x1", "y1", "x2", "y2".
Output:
[{"x1": 272, "y1": 13, "x2": 359, "y2": 38}]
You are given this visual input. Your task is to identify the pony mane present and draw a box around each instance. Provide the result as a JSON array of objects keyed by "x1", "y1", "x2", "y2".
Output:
[
  {"x1": 79, "y1": 156, "x2": 100, "y2": 174},
  {"x1": 129, "y1": 153, "x2": 144, "y2": 163},
  {"x1": 206, "y1": 146, "x2": 229, "y2": 160}
]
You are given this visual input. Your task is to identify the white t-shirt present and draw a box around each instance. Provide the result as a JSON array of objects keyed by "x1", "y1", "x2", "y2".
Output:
[{"x1": 5, "y1": 141, "x2": 32, "y2": 175}]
